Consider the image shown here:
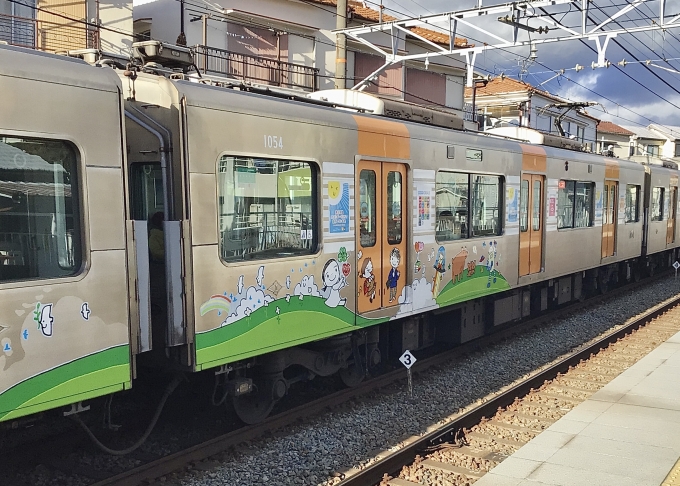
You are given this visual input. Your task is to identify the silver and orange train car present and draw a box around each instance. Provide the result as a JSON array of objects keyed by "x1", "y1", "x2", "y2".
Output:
[{"x1": 1, "y1": 43, "x2": 679, "y2": 425}]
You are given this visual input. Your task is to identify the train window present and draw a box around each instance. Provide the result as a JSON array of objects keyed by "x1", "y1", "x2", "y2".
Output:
[
  {"x1": 625, "y1": 185, "x2": 640, "y2": 223},
  {"x1": 130, "y1": 163, "x2": 163, "y2": 221},
  {"x1": 651, "y1": 187, "x2": 664, "y2": 221},
  {"x1": 0, "y1": 136, "x2": 81, "y2": 282},
  {"x1": 386, "y1": 171, "x2": 402, "y2": 244},
  {"x1": 470, "y1": 175, "x2": 502, "y2": 237},
  {"x1": 558, "y1": 180, "x2": 594, "y2": 229},
  {"x1": 217, "y1": 156, "x2": 316, "y2": 262},
  {"x1": 532, "y1": 179, "x2": 542, "y2": 231},
  {"x1": 359, "y1": 170, "x2": 377, "y2": 247},
  {"x1": 520, "y1": 179, "x2": 529, "y2": 232},
  {"x1": 435, "y1": 172, "x2": 469, "y2": 241}
]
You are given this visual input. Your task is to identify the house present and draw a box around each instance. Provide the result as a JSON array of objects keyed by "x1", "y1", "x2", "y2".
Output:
[
  {"x1": 648, "y1": 124, "x2": 680, "y2": 160},
  {"x1": 595, "y1": 121, "x2": 634, "y2": 158},
  {"x1": 619, "y1": 125, "x2": 669, "y2": 164},
  {"x1": 132, "y1": 0, "x2": 471, "y2": 117},
  {"x1": 0, "y1": 0, "x2": 133, "y2": 55},
  {"x1": 463, "y1": 76, "x2": 599, "y2": 150}
]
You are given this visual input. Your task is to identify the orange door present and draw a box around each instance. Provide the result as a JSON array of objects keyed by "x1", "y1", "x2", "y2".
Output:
[
  {"x1": 357, "y1": 161, "x2": 383, "y2": 313},
  {"x1": 601, "y1": 181, "x2": 617, "y2": 258},
  {"x1": 519, "y1": 174, "x2": 544, "y2": 276},
  {"x1": 667, "y1": 186, "x2": 677, "y2": 244},
  {"x1": 356, "y1": 161, "x2": 407, "y2": 313},
  {"x1": 382, "y1": 163, "x2": 407, "y2": 308}
]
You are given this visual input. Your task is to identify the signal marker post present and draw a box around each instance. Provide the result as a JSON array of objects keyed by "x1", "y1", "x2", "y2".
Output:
[
  {"x1": 399, "y1": 350, "x2": 417, "y2": 398},
  {"x1": 674, "y1": 261, "x2": 680, "y2": 279}
]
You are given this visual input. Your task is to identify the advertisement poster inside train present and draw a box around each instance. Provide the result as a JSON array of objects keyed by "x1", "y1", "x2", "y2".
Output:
[
  {"x1": 418, "y1": 192, "x2": 430, "y2": 227},
  {"x1": 505, "y1": 176, "x2": 520, "y2": 235},
  {"x1": 328, "y1": 180, "x2": 350, "y2": 234},
  {"x1": 595, "y1": 185, "x2": 604, "y2": 225}
]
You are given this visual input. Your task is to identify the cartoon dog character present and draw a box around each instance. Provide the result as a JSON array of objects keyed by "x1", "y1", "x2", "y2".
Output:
[{"x1": 451, "y1": 247, "x2": 469, "y2": 283}]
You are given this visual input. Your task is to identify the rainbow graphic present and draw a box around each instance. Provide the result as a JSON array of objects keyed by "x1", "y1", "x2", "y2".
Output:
[{"x1": 200, "y1": 294, "x2": 232, "y2": 317}]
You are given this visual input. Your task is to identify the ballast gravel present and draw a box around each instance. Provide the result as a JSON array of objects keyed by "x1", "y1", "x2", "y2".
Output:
[{"x1": 176, "y1": 278, "x2": 680, "y2": 486}]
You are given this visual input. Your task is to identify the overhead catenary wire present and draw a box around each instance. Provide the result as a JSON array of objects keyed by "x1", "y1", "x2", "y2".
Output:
[{"x1": 6, "y1": 0, "x2": 679, "y2": 134}]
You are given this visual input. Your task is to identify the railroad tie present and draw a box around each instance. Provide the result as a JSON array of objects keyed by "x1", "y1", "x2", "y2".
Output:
[{"x1": 420, "y1": 459, "x2": 485, "y2": 479}]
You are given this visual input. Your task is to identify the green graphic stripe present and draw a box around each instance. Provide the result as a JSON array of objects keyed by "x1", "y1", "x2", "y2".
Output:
[
  {"x1": 436, "y1": 271, "x2": 511, "y2": 307},
  {"x1": 196, "y1": 296, "x2": 362, "y2": 350},
  {"x1": 196, "y1": 309, "x2": 355, "y2": 369},
  {"x1": 0, "y1": 346, "x2": 130, "y2": 422}
]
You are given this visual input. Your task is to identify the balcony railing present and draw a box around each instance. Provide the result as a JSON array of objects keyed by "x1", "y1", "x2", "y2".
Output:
[
  {"x1": 0, "y1": 13, "x2": 99, "y2": 53},
  {"x1": 193, "y1": 45, "x2": 318, "y2": 92}
]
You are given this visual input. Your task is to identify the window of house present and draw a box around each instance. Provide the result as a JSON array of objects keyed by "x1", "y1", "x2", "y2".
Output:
[
  {"x1": 0, "y1": 136, "x2": 81, "y2": 282},
  {"x1": 577, "y1": 125, "x2": 585, "y2": 142},
  {"x1": 625, "y1": 184, "x2": 640, "y2": 223},
  {"x1": 647, "y1": 145, "x2": 660, "y2": 157},
  {"x1": 435, "y1": 172, "x2": 502, "y2": 241},
  {"x1": 629, "y1": 143, "x2": 635, "y2": 157},
  {"x1": 557, "y1": 180, "x2": 594, "y2": 229},
  {"x1": 217, "y1": 156, "x2": 315, "y2": 262},
  {"x1": 651, "y1": 187, "x2": 664, "y2": 221},
  {"x1": 675, "y1": 143, "x2": 680, "y2": 158}
]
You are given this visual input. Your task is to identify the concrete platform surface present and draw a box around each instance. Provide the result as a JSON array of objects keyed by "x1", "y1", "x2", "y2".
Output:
[{"x1": 473, "y1": 329, "x2": 680, "y2": 486}]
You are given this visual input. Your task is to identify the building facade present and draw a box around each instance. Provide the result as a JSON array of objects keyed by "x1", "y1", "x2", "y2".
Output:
[
  {"x1": 0, "y1": 0, "x2": 132, "y2": 55},
  {"x1": 464, "y1": 76, "x2": 599, "y2": 150},
  {"x1": 132, "y1": 0, "x2": 470, "y2": 115}
]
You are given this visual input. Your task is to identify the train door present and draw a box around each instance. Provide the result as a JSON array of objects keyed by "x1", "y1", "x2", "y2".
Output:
[
  {"x1": 602, "y1": 181, "x2": 618, "y2": 258},
  {"x1": 667, "y1": 186, "x2": 677, "y2": 244},
  {"x1": 519, "y1": 174, "x2": 544, "y2": 276},
  {"x1": 356, "y1": 161, "x2": 407, "y2": 313}
]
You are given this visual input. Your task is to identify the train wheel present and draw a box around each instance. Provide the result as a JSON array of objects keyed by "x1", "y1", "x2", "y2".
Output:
[
  {"x1": 598, "y1": 271, "x2": 609, "y2": 294},
  {"x1": 232, "y1": 386, "x2": 276, "y2": 424},
  {"x1": 339, "y1": 363, "x2": 365, "y2": 387}
]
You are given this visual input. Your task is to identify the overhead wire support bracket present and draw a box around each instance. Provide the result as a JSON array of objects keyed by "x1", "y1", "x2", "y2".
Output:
[{"x1": 338, "y1": 0, "x2": 680, "y2": 88}]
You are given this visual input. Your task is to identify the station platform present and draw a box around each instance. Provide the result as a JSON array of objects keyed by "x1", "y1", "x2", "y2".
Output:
[{"x1": 473, "y1": 330, "x2": 680, "y2": 486}]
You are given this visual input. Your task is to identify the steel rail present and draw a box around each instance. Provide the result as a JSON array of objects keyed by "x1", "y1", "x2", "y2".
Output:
[
  {"x1": 90, "y1": 273, "x2": 673, "y2": 486},
  {"x1": 335, "y1": 293, "x2": 680, "y2": 486}
]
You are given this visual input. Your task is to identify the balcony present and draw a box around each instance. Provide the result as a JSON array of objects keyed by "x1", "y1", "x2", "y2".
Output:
[
  {"x1": 0, "y1": 13, "x2": 99, "y2": 53},
  {"x1": 193, "y1": 45, "x2": 318, "y2": 92}
]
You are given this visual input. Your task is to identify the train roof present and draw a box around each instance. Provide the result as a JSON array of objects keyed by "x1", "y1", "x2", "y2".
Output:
[{"x1": 0, "y1": 44, "x2": 122, "y2": 94}]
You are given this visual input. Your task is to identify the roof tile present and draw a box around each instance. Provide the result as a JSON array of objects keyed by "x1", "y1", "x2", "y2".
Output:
[{"x1": 597, "y1": 121, "x2": 634, "y2": 136}]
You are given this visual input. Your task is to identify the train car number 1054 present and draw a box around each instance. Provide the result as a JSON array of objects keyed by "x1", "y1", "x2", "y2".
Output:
[{"x1": 264, "y1": 135, "x2": 284, "y2": 149}]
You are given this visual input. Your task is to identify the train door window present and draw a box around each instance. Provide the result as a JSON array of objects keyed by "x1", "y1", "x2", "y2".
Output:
[
  {"x1": 471, "y1": 175, "x2": 502, "y2": 237},
  {"x1": 435, "y1": 171, "x2": 469, "y2": 241},
  {"x1": 386, "y1": 171, "x2": 402, "y2": 244},
  {"x1": 359, "y1": 170, "x2": 377, "y2": 247},
  {"x1": 574, "y1": 182, "x2": 594, "y2": 227},
  {"x1": 217, "y1": 156, "x2": 316, "y2": 262},
  {"x1": 130, "y1": 163, "x2": 163, "y2": 221},
  {"x1": 558, "y1": 180, "x2": 575, "y2": 229},
  {"x1": 608, "y1": 184, "x2": 616, "y2": 225},
  {"x1": 520, "y1": 179, "x2": 529, "y2": 232},
  {"x1": 625, "y1": 184, "x2": 640, "y2": 223},
  {"x1": 651, "y1": 187, "x2": 664, "y2": 221},
  {"x1": 0, "y1": 136, "x2": 81, "y2": 282},
  {"x1": 532, "y1": 179, "x2": 542, "y2": 231}
]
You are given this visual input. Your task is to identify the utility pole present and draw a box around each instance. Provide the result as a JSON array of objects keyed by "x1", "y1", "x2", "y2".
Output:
[{"x1": 335, "y1": 0, "x2": 347, "y2": 89}]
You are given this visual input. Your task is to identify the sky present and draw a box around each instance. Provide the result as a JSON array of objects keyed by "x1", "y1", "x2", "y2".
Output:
[{"x1": 376, "y1": 0, "x2": 680, "y2": 129}]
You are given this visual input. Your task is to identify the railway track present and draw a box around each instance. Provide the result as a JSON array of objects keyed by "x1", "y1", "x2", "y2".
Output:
[
  {"x1": 2, "y1": 275, "x2": 674, "y2": 486},
  {"x1": 337, "y1": 294, "x2": 680, "y2": 486},
  {"x1": 81, "y1": 275, "x2": 678, "y2": 486}
]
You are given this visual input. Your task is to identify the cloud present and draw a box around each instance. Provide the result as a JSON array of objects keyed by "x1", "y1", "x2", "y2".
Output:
[
  {"x1": 395, "y1": 277, "x2": 438, "y2": 317},
  {"x1": 294, "y1": 275, "x2": 320, "y2": 297},
  {"x1": 225, "y1": 286, "x2": 274, "y2": 325}
]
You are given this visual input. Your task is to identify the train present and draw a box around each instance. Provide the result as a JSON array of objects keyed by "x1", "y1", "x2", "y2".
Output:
[{"x1": 1, "y1": 41, "x2": 678, "y2": 427}]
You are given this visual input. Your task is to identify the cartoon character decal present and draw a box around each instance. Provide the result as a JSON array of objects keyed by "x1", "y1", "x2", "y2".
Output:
[
  {"x1": 360, "y1": 257, "x2": 376, "y2": 303},
  {"x1": 485, "y1": 240, "x2": 499, "y2": 288},
  {"x1": 432, "y1": 246, "x2": 446, "y2": 296},
  {"x1": 321, "y1": 258, "x2": 347, "y2": 308},
  {"x1": 414, "y1": 241, "x2": 424, "y2": 275},
  {"x1": 451, "y1": 247, "x2": 469, "y2": 283},
  {"x1": 33, "y1": 303, "x2": 54, "y2": 337},
  {"x1": 386, "y1": 248, "x2": 401, "y2": 303}
]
